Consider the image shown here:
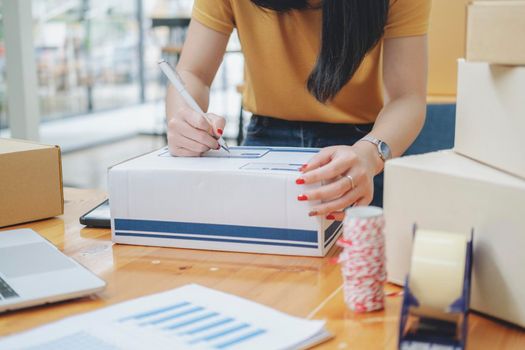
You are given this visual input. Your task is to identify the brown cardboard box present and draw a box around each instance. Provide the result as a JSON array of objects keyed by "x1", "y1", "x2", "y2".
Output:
[
  {"x1": 0, "y1": 138, "x2": 63, "y2": 227},
  {"x1": 467, "y1": 1, "x2": 525, "y2": 65},
  {"x1": 384, "y1": 150, "x2": 525, "y2": 327},
  {"x1": 455, "y1": 59, "x2": 525, "y2": 179},
  {"x1": 427, "y1": 0, "x2": 470, "y2": 97}
]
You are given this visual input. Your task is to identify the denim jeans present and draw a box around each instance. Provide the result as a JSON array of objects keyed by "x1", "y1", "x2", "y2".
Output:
[{"x1": 242, "y1": 115, "x2": 384, "y2": 207}]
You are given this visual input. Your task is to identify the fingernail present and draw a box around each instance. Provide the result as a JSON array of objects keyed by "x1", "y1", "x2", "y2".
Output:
[
  {"x1": 326, "y1": 215, "x2": 335, "y2": 220},
  {"x1": 297, "y1": 194, "x2": 308, "y2": 201},
  {"x1": 295, "y1": 178, "x2": 305, "y2": 185},
  {"x1": 300, "y1": 164, "x2": 307, "y2": 172},
  {"x1": 217, "y1": 128, "x2": 223, "y2": 135},
  {"x1": 308, "y1": 211, "x2": 318, "y2": 217},
  {"x1": 216, "y1": 145, "x2": 221, "y2": 150}
]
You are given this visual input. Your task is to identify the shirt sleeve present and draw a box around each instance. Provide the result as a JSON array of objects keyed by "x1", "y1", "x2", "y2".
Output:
[
  {"x1": 192, "y1": 0, "x2": 235, "y2": 35},
  {"x1": 384, "y1": 0, "x2": 432, "y2": 38}
]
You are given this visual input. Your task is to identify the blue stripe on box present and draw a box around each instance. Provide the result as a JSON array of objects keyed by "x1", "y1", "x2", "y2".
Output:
[
  {"x1": 114, "y1": 219, "x2": 318, "y2": 243},
  {"x1": 324, "y1": 221, "x2": 342, "y2": 248},
  {"x1": 115, "y1": 232, "x2": 318, "y2": 249}
]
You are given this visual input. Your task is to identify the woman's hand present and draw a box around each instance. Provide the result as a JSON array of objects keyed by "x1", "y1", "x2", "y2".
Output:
[
  {"x1": 296, "y1": 142, "x2": 384, "y2": 221},
  {"x1": 167, "y1": 105, "x2": 226, "y2": 157}
]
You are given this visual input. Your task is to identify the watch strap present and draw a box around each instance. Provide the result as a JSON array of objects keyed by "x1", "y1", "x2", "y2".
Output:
[
  {"x1": 359, "y1": 135, "x2": 392, "y2": 161},
  {"x1": 361, "y1": 135, "x2": 380, "y2": 146}
]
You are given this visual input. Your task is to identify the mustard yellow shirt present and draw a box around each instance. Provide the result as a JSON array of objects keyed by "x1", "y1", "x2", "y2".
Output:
[{"x1": 193, "y1": 0, "x2": 431, "y2": 124}]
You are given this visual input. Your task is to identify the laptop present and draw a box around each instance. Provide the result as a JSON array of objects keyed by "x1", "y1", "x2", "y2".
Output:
[{"x1": 0, "y1": 229, "x2": 106, "y2": 313}]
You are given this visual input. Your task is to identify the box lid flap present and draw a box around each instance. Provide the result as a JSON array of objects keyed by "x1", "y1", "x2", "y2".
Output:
[
  {"x1": 111, "y1": 146, "x2": 319, "y2": 174},
  {"x1": 0, "y1": 138, "x2": 55, "y2": 155},
  {"x1": 387, "y1": 150, "x2": 525, "y2": 189}
]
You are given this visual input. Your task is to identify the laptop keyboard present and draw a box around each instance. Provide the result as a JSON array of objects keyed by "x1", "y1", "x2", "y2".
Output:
[{"x1": 0, "y1": 275, "x2": 19, "y2": 299}]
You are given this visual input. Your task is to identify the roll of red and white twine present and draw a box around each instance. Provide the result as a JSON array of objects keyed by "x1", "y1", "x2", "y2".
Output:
[{"x1": 337, "y1": 206, "x2": 386, "y2": 313}]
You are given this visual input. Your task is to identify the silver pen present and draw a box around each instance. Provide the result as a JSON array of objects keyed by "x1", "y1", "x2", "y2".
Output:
[{"x1": 158, "y1": 59, "x2": 230, "y2": 153}]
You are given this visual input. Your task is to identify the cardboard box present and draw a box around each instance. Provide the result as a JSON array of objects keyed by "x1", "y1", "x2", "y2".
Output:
[
  {"x1": 0, "y1": 138, "x2": 63, "y2": 227},
  {"x1": 108, "y1": 147, "x2": 343, "y2": 257},
  {"x1": 467, "y1": 1, "x2": 525, "y2": 65},
  {"x1": 455, "y1": 59, "x2": 525, "y2": 179},
  {"x1": 427, "y1": 0, "x2": 470, "y2": 96},
  {"x1": 383, "y1": 150, "x2": 525, "y2": 327}
]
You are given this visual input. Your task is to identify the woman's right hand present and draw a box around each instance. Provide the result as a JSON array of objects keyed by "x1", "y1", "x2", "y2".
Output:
[{"x1": 167, "y1": 105, "x2": 226, "y2": 157}]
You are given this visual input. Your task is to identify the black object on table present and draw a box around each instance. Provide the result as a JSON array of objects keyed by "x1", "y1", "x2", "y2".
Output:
[{"x1": 79, "y1": 199, "x2": 111, "y2": 228}]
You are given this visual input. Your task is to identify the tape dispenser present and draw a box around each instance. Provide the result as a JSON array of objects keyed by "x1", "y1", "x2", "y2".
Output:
[{"x1": 398, "y1": 225, "x2": 473, "y2": 350}]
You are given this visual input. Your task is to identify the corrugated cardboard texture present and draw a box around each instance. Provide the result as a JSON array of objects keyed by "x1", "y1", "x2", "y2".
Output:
[
  {"x1": 0, "y1": 139, "x2": 64, "y2": 227},
  {"x1": 467, "y1": 1, "x2": 525, "y2": 65}
]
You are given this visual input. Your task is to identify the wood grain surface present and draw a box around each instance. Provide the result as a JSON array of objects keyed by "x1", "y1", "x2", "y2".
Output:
[{"x1": 0, "y1": 188, "x2": 523, "y2": 349}]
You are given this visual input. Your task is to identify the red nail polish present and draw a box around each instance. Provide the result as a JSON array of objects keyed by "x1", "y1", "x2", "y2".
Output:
[
  {"x1": 297, "y1": 194, "x2": 308, "y2": 201},
  {"x1": 296, "y1": 178, "x2": 305, "y2": 185},
  {"x1": 217, "y1": 128, "x2": 223, "y2": 135},
  {"x1": 300, "y1": 164, "x2": 307, "y2": 172},
  {"x1": 308, "y1": 211, "x2": 318, "y2": 217},
  {"x1": 216, "y1": 145, "x2": 221, "y2": 150},
  {"x1": 326, "y1": 215, "x2": 335, "y2": 220}
]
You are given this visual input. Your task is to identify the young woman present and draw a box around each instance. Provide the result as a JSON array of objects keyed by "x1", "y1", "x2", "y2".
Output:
[{"x1": 166, "y1": 0, "x2": 430, "y2": 220}]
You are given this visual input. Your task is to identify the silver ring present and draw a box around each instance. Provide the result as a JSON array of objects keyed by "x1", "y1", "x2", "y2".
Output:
[{"x1": 345, "y1": 174, "x2": 355, "y2": 190}]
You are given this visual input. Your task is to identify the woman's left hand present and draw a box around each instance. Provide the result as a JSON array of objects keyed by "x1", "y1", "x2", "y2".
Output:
[{"x1": 296, "y1": 143, "x2": 383, "y2": 221}]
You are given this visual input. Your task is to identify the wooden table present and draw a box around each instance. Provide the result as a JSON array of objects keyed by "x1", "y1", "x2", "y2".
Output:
[{"x1": 1, "y1": 188, "x2": 524, "y2": 349}]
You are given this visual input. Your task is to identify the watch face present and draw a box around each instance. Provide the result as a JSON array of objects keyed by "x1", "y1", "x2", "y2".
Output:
[{"x1": 379, "y1": 141, "x2": 392, "y2": 160}]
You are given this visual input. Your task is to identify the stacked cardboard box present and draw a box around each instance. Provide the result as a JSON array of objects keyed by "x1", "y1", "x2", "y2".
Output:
[
  {"x1": 466, "y1": 0, "x2": 525, "y2": 66},
  {"x1": 0, "y1": 139, "x2": 64, "y2": 227},
  {"x1": 455, "y1": 60, "x2": 525, "y2": 179},
  {"x1": 384, "y1": 1, "x2": 525, "y2": 327}
]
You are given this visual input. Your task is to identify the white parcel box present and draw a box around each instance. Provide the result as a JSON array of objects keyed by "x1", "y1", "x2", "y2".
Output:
[
  {"x1": 466, "y1": 0, "x2": 525, "y2": 65},
  {"x1": 108, "y1": 147, "x2": 343, "y2": 257},
  {"x1": 455, "y1": 59, "x2": 525, "y2": 180},
  {"x1": 384, "y1": 150, "x2": 525, "y2": 327}
]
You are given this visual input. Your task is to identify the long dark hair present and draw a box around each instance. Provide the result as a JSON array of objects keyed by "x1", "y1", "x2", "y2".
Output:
[{"x1": 251, "y1": 0, "x2": 389, "y2": 103}]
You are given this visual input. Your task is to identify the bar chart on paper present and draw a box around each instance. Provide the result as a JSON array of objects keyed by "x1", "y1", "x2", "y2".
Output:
[
  {"x1": 117, "y1": 300, "x2": 268, "y2": 349},
  {"x1": 0, "y1": 285, "x2": 330, "y2": 350}
]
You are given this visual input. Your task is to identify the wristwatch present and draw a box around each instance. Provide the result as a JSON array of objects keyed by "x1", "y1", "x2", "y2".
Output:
[{"x1": 359, "y1": 136, "x2": 392, "y2": 162}]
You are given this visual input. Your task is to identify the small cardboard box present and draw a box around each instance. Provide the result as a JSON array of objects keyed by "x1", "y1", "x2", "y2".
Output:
[
  {"x1": 466, "y1": 1, "x2": 525, "y2": 65},
  {"x1": 455, "y1": 59, "x2": 525, "y2": 179},
  {"x1": 384, "y1": 150, "x2": 525, "y2": 327},
  {"x1": 0, "y1": 138, "x2": 63, "y2": 227},
  {"x1": 108, "y1": 147, "x2": 343, "y2": 257}
]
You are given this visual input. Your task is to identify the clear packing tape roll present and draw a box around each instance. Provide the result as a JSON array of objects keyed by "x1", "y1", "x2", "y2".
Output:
[{"x1": 408, "y1": 230, "x2": 469, "y2": 321}]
